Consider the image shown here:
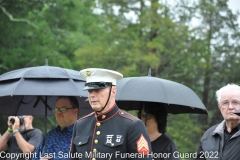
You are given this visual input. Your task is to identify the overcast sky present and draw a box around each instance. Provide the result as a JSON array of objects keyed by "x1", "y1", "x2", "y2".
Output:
[
  {"x1": 228, "y1": 0, "x2": 240, "y2": 23},
  {"x1": 228, "y1": 0, "x2": 240, "y2": 13},
  {"x1": 109, "y1": 0, "x2": 240, "y2": 25}
]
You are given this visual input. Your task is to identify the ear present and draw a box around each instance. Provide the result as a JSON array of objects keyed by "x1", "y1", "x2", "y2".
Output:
[
  {"x1": 218, "y1": 103, "x2": 221, "y2": 111},
  {"x1": 111, "y1": 87, "x2": 117, "y2": 96},
  {"x1": 74, "y1": 108, "x2": 78, "y2": 115},
  {"x1": 29, "y1": 116, "x2": 33, "y2": 121}
]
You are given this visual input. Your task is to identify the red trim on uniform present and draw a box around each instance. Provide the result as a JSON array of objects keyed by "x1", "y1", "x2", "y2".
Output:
[
  {"x1": 95, "y1": 103, "x2": 119, "y2": 122},
  {"x1": 90, "y1": 122, "x2": 97, "y2": 155},
  {"x1": 95, "y1": 103, "x2": 116, "y2": 116},
  {"x1": 118, "y1": 111, "x2": 136, "y2": 122},
  {"x1": 98, "y1": 110, "x2": 120, "y2": 122},
  {"x1": 136, "y1": 134, "x2": 150, "y2": 155},
  {"x1": 77, "y1": 112, "x2": 95, "y2": 121}
]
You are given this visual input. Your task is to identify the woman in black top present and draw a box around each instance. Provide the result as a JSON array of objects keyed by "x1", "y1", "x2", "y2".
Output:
[{"x1": 138, "y1": 102, "x2": 180, "y2": 160}]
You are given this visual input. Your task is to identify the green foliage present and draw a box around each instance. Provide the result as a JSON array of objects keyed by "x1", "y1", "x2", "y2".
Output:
[{"x1": 168, "y1": 114, "x2": 207, "y2": 154}]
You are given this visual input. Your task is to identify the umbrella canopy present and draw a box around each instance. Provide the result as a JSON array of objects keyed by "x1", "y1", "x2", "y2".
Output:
[
  {"x1": 0, "y1": 62, "x2": 93, "y2": 116},
  {"x1": 115, "y1": 71, "x2": 207, "y2": 114}
]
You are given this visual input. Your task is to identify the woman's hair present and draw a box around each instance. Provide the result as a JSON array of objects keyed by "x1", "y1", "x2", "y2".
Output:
[{"x1": 139, "y1": 102, "x2": 167, "y2": 133}]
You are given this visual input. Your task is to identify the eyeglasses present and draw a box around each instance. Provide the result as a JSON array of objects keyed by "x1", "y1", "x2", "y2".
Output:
[
  {"x1": 53, "y1": 107, "x2": 74, "y2": 113},
  {"x1": 220, "y1": 100, "x2": 240, "y2": 108},
  {"x1": 138, "y1": 113, "x2": 153, "y2": 120}
]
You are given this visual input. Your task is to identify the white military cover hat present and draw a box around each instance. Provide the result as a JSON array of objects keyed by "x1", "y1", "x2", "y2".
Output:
[{"x1": 79, "y1": 68, "x2": 123, "y2": 90}]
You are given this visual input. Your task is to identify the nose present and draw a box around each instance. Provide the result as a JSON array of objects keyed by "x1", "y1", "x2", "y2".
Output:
[
  {"x1": 88, "y1": 90, "x2": 97, "y2": 97},
  {"x1": 228, "y1": 103, "x2": 235, "y2": 109}
]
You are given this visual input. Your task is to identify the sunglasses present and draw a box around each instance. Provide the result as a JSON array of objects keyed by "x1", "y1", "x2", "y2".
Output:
[
  {"x1": 53, "y1": 107, "x2": 74, "y2": 113},
  {"x1": 138, "y1": 113, "x2": 153, "y2": 120}
]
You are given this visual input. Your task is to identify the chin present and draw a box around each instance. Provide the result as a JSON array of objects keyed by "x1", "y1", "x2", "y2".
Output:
[
  {"x1": 91, "y1": 105, "x2": 102, "y2": 111},
  {"x1": 227, "y1": 116, "x2": 240, "y2": 121}
]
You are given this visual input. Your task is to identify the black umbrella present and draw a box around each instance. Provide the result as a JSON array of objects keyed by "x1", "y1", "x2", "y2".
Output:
[
  {"x1": 234, "y1": 110, "x2": 240, "y2": 116},
  {"x1": 116, "y1": 69, "x2": 207, "y2": 114},
  {"x1": 0, "y1": 61, "x2": 93, "y2": 116},
  {"x1": 0, "y1": 61, "x2": 93, "y2": 154}
]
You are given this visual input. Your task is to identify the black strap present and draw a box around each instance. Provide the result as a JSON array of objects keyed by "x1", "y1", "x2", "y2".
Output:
[{"x1": 96, "y1": 85, "x2": 113, "y2": 113}]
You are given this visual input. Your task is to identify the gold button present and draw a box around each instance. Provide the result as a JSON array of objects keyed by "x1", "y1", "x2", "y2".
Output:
[
  {"x1": 92, "y1": 158, "x2": 96, "y2": 160},
  {"x1": 94, "y1": 139, "x2": 98, "y2": 144},
  {"x1": 93, "y1": 148, "x2": 97, "y2": 152},
  {"x1": 96, "y1": 122, "x2": 101, "y2": 127},
  {"x1": 78, "y1": 142, "x2": 81, "y2": 145},
  {"x1": 102, "y1": 115, "x2": 106, "y2": 119},
  {"x1": 96, "y1": 131, "x2": 100, "y2": 135},
  {"x1": 111, "y1": 143, "x2": 114, "y2": 146}
]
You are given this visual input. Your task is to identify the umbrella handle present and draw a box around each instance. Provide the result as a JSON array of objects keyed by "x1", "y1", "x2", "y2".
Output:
[{"x1": 39, "y1": 97, "x2": 52, "y2": 110}]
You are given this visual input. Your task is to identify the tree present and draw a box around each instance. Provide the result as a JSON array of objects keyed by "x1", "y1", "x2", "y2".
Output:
[
  {"x1": 0, "y1": 0, "x2": 99, "y2": 139},
  {"x1": 174, "y1": 0, "x2": 240, "y2": 127},
  {"x1": 74, "y1": 0, "x2": 209, "y2": 153}
]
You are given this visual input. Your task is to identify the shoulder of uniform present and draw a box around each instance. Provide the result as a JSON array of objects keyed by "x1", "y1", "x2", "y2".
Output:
[
  {"x1": 118, "y1": 110, "x2": 139, "y2": 122},
  {"x1": 77, "y1": 112, "x2": 95, "y2": 121}
]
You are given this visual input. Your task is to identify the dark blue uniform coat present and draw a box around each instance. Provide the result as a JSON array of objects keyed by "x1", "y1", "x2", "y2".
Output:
[{"x1": 70, "y1": 104, "x2": 152, "y2": 160}]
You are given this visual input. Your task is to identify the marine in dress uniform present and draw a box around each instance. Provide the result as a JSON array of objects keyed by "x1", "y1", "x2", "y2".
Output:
[{"x1": 70, "y1": 68, "x2": 152, "y2": 160}]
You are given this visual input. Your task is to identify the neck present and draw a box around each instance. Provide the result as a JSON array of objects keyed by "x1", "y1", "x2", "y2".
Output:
[
  {"x1": 148, "y1": 130, "x2": 161, "y2": 142},
  {"x1": 97, "y1": 100, "x2": 115, "y2": 114},
  {"x1": 25, "y1": 123, "x2": 33, "y2": 130},
  {"x1": 59, "y1": 124, "x2": 73, "y2": 130},
  {"x1": 59, "y1": 119, "x2": 76, "y2": 130},
  {"x1": 147, "y1": 125, "x2": 162, "y2": 141},
  {"x1": 225, "y1": 120, "x2": 239, "y2": 132},
  {"x1": 145, "y1": 118, "x2": 162, "y2": 142}
]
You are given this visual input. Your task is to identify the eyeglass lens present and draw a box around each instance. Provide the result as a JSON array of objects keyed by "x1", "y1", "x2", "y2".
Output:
[
  {"x1": 138, "y1": 113, "x2": 152, "y2": 120},
  {"x1": 53, "y1": 108, "x2": 73, "y2": 113},
  {"x1": 221, "y1": 100, "x2": 240, "y2": 107}
]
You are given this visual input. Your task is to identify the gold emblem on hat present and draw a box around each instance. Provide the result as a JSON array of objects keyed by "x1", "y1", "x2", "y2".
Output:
[{"x1": 86, "y1": 71, "x2": 91, "y2": 76}]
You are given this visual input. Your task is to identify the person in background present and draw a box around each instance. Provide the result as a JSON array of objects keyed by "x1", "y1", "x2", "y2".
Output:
[
  {"x1": 196, "y1": 83, "x2": 240, "y2": 160},
  {"x1": 139, "y1": 102, "x2": 179, "y2": 160},
  {"x1": 0, "y1": 115, "x2": 42, "y2": 160},
  {"x1": 70, "y1": 68, "x2": 152, "y2": 160},
  {"x1": 34, "y1": 96, "x2": 79, "y2": 160}
]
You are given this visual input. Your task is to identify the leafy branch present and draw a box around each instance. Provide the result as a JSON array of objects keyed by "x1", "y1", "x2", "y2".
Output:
[{"x1": 0, "y1": 4, "x2": 38, "y2": 29}]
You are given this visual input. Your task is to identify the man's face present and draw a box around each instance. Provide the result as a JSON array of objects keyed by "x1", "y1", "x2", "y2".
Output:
[
  {"x1": 19, "y1": 116, "x2": 31, "y2": 131},
  {"x1": 55, "y1": 98, "x2": 78, "y2": 129},
  {"x1": 88, "y1": 86, "x2": 115, "y2": 112},
  {"x1": 218, "y1": 89, "x2": 240, "y2": 122}
]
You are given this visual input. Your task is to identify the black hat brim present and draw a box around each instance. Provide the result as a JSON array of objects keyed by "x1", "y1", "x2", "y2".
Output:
[
  {"x1": 83, "y1": 82, "x2": 112, "y2": 91},
  {"x1": 83, "y1": 85, "x2": 108, "y2": 91}
]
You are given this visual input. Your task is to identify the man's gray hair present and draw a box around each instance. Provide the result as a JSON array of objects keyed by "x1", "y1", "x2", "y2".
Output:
[{"x1": 216, "y1": 83, "x2": 240, "y2": 103}]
